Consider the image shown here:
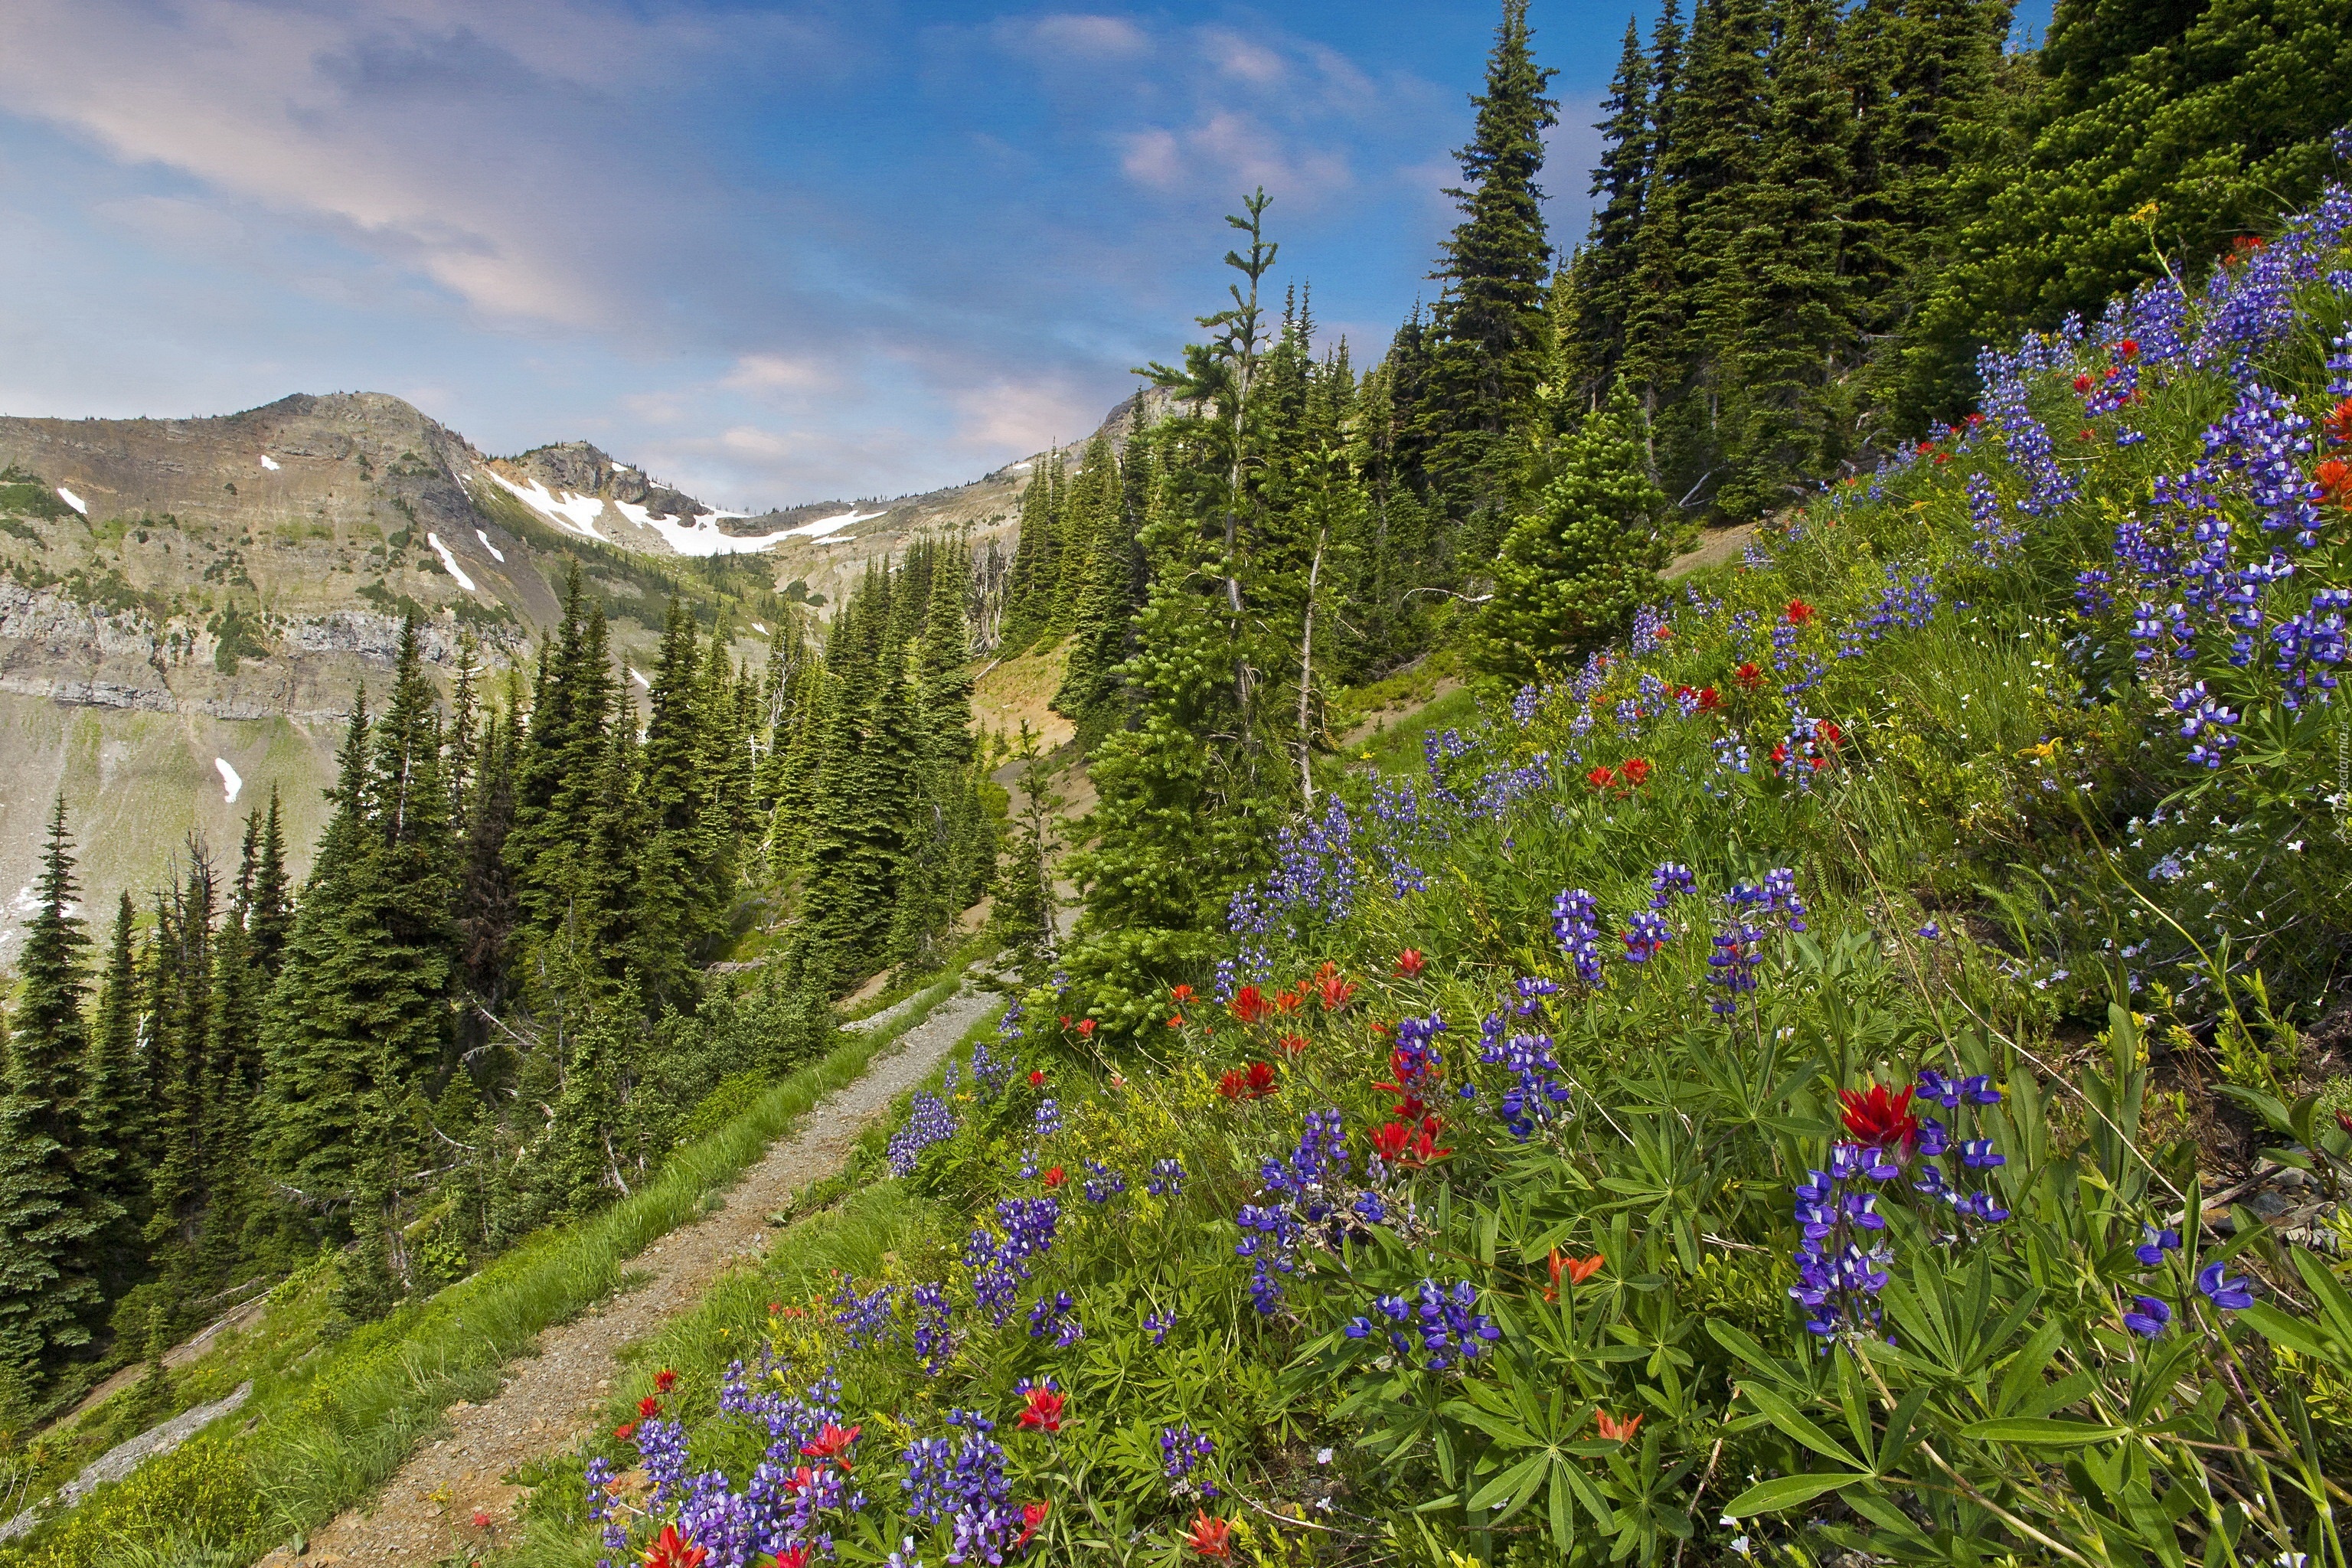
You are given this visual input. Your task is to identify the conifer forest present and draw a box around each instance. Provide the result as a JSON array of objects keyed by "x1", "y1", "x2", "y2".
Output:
[{"x1": 9, "y1": 2, "x2": 2352, "y2": 1566}]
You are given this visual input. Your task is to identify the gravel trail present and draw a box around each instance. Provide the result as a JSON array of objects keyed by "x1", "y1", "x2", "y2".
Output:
[{"x1": 259, "y1": 977, "x2": 998, "y2": 1566}]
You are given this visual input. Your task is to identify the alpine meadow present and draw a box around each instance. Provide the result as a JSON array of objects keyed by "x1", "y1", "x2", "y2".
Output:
[{"x1": 8, "y1": 2, "x2": 2352, "y2": 1567}]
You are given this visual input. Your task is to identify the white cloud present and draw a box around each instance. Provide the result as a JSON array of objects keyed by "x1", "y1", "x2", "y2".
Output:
[
  {"x1": 1024, "y1": 15, "x2": 1150, "y2": 60},
  {"x1": 721, "y1": 353, "x2": 838, "y2": 396}
]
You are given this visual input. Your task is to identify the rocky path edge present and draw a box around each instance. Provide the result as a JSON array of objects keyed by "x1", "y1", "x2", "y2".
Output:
[{"x1": 256, "y1": 974, "x2": 1001, "y2": 1568}]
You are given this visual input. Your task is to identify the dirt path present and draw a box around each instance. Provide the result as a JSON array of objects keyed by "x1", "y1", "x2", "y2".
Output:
[{"x1": 260, "y1": 978, "x2": 1001, "y2": 1567}]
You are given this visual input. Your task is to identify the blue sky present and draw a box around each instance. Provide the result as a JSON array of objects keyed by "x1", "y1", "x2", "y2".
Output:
[{"x1": 0, "y1": 2, "x2": 2049, "y2": 511}]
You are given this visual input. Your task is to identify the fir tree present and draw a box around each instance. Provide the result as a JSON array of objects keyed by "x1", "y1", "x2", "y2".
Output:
[
  {"x1": 1563, "y1": 16, "x2": 1656, "y2": 406},
  {"x1": 1422, "y1": 0, "x2": 1560, "y2": 542},
  {"x1": 83, "y1": 893, "x2": 149, "y2": 1297},
  {"x1": 1468, "y1": 387, "x2": 1671, "y2": 687},
  {"x1": 0, "y1": 800, "x2": 108, "y2": 1373}
]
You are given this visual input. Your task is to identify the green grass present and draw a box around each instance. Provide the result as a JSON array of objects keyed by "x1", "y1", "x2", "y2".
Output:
[
  {"x1": 1343, "y1": 681, "x2": 1481, "y2": 776},
  {"x1": 5, "y1": 975, "x2": 976, "y2": 1568}
]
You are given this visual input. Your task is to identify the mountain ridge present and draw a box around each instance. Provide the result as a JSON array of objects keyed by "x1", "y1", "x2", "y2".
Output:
[{"x1": 0, "y1": 382, "x2": 1146, "y2": 953}]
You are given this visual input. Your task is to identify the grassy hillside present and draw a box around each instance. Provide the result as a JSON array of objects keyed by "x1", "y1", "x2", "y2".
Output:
[{"x1": 461, "y1": 181, "x2": 2352, "y2": 1566}]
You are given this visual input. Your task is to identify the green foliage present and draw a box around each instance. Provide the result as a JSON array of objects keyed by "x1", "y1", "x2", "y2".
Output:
[
  {"x1": 1903, "y1": 0, "x2": 2352, "y2": 420},
  {"x1": 1468, "y1": 390, "x2": 1671, "y2": 687}
]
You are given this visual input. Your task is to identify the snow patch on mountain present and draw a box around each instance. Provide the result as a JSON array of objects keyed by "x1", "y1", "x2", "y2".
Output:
[
  {"x1": 260, "y1": 455, "x2": 280, "y2": 471},
  {"x1": 425, "y1": 533, "x2": 477, "y2": 592},
  {"x1": 475, "y1": 528, "x2": 505, "y2": 563},
  {"x1": 608, "y1": 497, "x2": 838, "y2": 558},
  {"x1": 485, "y1": 469, "x2": 607, "y2": 540},
  {"x1": 57, "y1": 487, "x2": 86, "y2": 516},
  {"x1": 214, "y1": 757, "x2": 243, "y2": 804},
  {"x1": 629, "y1": 666, "x2": 651, "y2": 689}
]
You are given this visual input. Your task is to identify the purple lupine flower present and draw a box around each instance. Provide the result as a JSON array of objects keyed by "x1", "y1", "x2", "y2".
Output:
[
  {"x1": 2123, "y1": 1295, "x2": 2172, "y2": 1337},
  {"x1": 1551, "y1": 887, "x2": 1603, "y2": 986},
  {"x1": 889, "y1": 1093, "x2": 959, "y2": 1178},
  {"x1": 2197, "y1": 1262, "x2": 2256, "y2": 1312}
]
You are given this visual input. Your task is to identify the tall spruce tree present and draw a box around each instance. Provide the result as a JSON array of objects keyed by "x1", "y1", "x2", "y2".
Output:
[
  {"x1": 1422, "y1": 0, "x2": 1559, "y2": 548},
  {"x1": 1563, "y1": 16, "x2": 1656, "y2": 407},
  {"x1": 83, "y1": 893, "x2": 148, "y2": 1298},
  {"x1": 0, "y1": 800, "x2": 108, "y2": 1374}
]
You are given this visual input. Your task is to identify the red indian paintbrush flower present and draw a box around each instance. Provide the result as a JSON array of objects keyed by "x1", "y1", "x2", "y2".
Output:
[
  {"x1": 1018, "y1": 1387, "x2": 1065, "y2": 1432},
  {"x1": 1315, "y1": 962, "x2": 1357, "y2": 1010},
  {"x1": 644, "y1": 1524, "x2": 709, "y2": 1568},
  {"x1": 638, "y1": 1394, "x2": 662, "y2": 1419},
  {"x1": 1076, "y1": 1018, "x2": 1096, "y2": 1037},
  {"x1": 1185, "y1": 1514, "x2": 1234, "y2": 1560},
  {"x1": 654, "y1": 1368, "x2": 678, "y2": 1394},
  {"x1": 2326, "y1": 397, "x2": 2352, "y2": 446},
  {"x1": 1228, "y1": 985, "x2": 1271, "y2": 1025},
  {"x1": 1017, "y1": 1501, "x2": 1050, "y2": 1548},
  {"x1": 1733, "y1": 662, "x2": 1763, "y2": 690},
  {"x1": 1586, "y1": 764, "x2": 1615, "y2": 789},
  {"x1": 1839, "y1": 1083, "x2": 1919, "y2": 1152},
  {"x1": 1785, "y1": 599, "x2": 1816, "y2": 625},
  {"x1": 800, "y1": 1422, "x2": 860, "y2": 1468},
  {"x1": 1043, "y1": 1165, "x2": 1067, "y2": 1187},
  {"x1": 765, "y1": 1548, "x2": 812, "y2": 1568},
  {"x1": 1619, "y1": 756, "x2": 1651, "y2": 786},
  {"x1": 2317, "y1": 457, "x2": 2352, "y2": 509},
  {"x1": 2072, "y1": 374, "x2": 2093, "y2": 394},
  {"x1": 1395, "y1": 948, "x2": 1426, "y2": 978},
  {"x1": 1275, "y1": 1031, "x2": 1308, "y2": 1057}
]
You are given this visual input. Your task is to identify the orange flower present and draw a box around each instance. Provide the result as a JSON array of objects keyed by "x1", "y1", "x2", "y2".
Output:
[
  {"x1": 1228, "y1": 985, "x2": 1271, "y2": 1026},
  {"x1": 1619, "y1": 756, "x2": 1651, "y2": 786},
  {"x1": 1545, "y1": 1250, "x2": 1606, "y2": 1301},
  {"x1": 1171, "y1": 983, "x2": 1195, "y2": 1004},
  {"x1": 2318, "y1": 457, "x2": 2352, "y2": 508},
  {"x1": 1184, "y1": 1514, "x2": 1233, "y2": 1560},
  {"x1": 1586, "y1": 764, "x2": 1615, "y2": 789},
  {"x1": 1594, "y1": 1410, "x2": 1643, "y2": 1443},
  {"x1": 1076, "y1": 1018, "x2": 1096, "y2": 1037},
  {"x1": 1275, "y1": 1031, "x2": 1308, "y2": 1057},
  {"x1": 1315, "y1": 962, "x2": 1357, "y2": 1011},
  {"x1": 1274, "y1": 985, "x2": 1305, "y2": 1014},
  {"x1": 644, "y1": 1523, "x2": 708, "y2": 1568},
  {"x1": 2326, "y1": 396, "x2": 2352, "y2": 446}
]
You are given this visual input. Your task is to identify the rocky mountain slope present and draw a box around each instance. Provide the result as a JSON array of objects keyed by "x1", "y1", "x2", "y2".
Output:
[{"x1": 0, "y1": 386, "x2": 1146, "y2": 954}]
